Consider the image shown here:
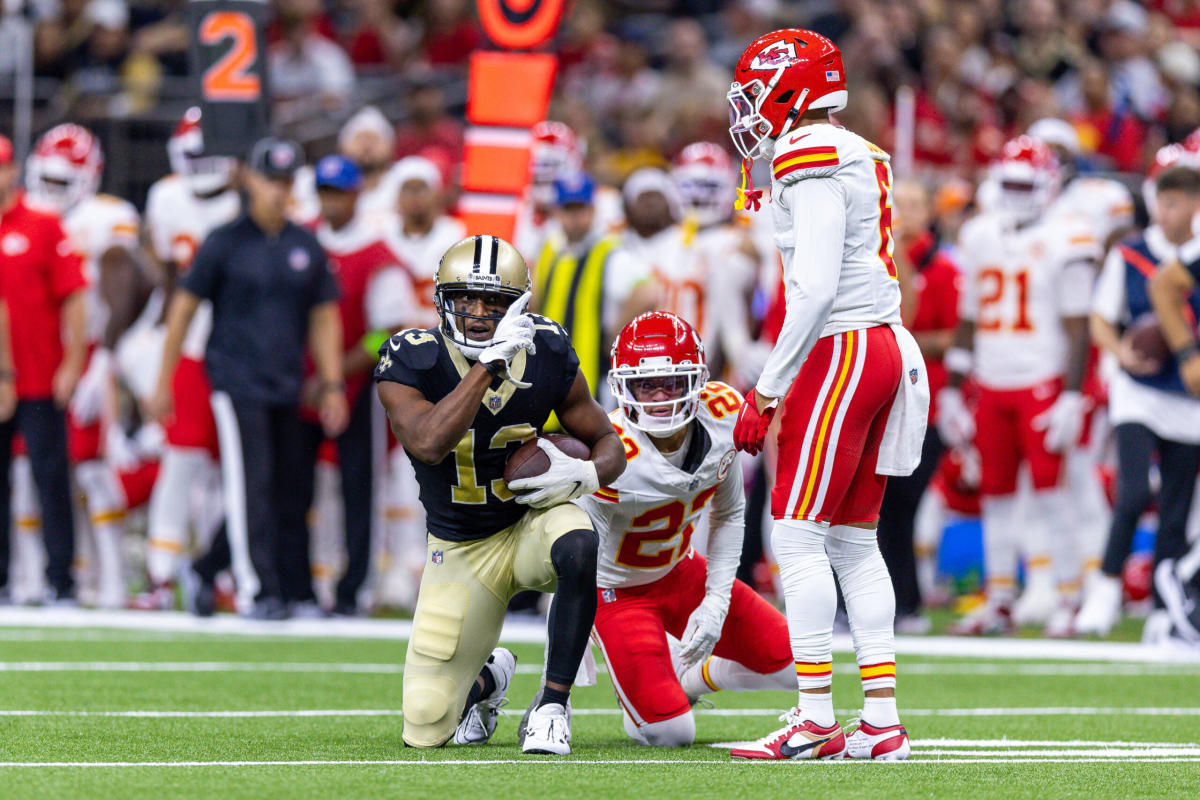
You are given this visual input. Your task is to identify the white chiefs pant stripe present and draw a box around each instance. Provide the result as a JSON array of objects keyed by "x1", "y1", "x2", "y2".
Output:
[
  {"x1": 783, "y1": 334, "x2": 843, "y2": 517},
  {"x1": 590, "y1": 631, "x2": 644, "y2": 726},
  {"x1": 807, "y1": 330, "x2": 867, "y2": 517}
]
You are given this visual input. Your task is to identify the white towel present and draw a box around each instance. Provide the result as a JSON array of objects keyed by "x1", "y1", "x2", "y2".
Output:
[{"x1": 876, "y1": 323, "x2": 930, "y2": 477}]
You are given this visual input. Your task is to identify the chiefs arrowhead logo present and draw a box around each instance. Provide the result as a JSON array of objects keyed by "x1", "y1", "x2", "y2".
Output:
[{"x1": 749, "y1": 42, "x2": 798, "y2": 71}]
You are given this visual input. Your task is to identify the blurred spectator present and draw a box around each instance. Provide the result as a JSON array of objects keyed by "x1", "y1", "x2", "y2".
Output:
[
  {"x1": 393, "y1": 77, "x2": 464, "y2": 168},
  {"x1": 270, "y1": 4, "x2": 356, "y2": 111},
  {"x1": 343, "y1": 0, "x2": 415, "y2": 70},
  {"x1": 421, "y1": 0, "x2": 482, "y2": 68},
  {"x1": 1070, "y1": 59, "x2": 1148, "y2": 171},
  {"x1": 652, "y1": 19, "x2": 728, "y2": 150}
]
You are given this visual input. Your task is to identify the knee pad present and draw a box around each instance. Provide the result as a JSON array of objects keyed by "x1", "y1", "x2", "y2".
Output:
[
  {"x1": 625, "y1": 711, "x2": 695, "y2": 747},
  {"x1": 551, "y1": 529, "x2": 598, "y2": 581},
  {"x1": 771, "y1": 519, "x2": 831, "y2": 585},
  {"x1": 402, "y1": 673, "x2": 459, "y2": 747}
]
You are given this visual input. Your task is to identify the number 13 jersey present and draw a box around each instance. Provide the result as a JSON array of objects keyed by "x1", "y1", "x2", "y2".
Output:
[
  {"x1": 579, "y1": 382, "x2": 745, "y2": 589},
  {"x1": 374, "y1": 319, "x2": 580, "y2": 542}
]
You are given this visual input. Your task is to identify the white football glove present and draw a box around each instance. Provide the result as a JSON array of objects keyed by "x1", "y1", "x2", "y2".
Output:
[
  {"x1": 679, "y1": 595, "x2": 727, "y2": 667},
  {"x1": 104, "y1": 424, "x2": 141, "y2": 472},
  {"x1": 508, "y1": 438, "x2": 599, "y2": 509},
  {"x1": 1033, "y1": 390, "x2": 1086, "y2": 453},
  {"x1": 935, "y1": 387, "x2": 975, "y2": 449},
  {"x1": 69, "y1": 348, "x2": 112, "y2": 424},
  {"x1": 479, "y1": 291, "x2": 536, "y2": 388}
]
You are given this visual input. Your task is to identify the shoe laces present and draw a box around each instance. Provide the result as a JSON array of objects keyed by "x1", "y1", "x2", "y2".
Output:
[
  {"x1": 747, "y1": 708, "x2": 803, "y2": 747},
  {"x1": 841, "y1": 710, "x2": 864, "y2": 737}
]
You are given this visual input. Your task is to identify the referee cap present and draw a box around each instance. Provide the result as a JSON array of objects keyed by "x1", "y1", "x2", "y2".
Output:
[{"x1": 248, "y1": 137, "x2": 303, "y2": 180}]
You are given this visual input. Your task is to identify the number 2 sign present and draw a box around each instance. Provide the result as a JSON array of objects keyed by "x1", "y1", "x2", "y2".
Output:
[{"x1": 187, "y1": 0, "x2": 270, "y2": 158}]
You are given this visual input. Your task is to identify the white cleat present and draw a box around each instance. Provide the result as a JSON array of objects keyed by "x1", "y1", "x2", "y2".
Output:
[
  {"x1": 1012, "y1": 584, "x2": 1058, "y2": 627},
  {"x1": 1074, "y1": 573, "x2": 1122, "y2": 636},
  {"x1": 521, "y1": 702, "x2": 572, "y2": 755},
  {"x1": 1043, "y1": 603, "x2": 1078, "y2": 638},
  {"x1": 452, "y1": 647, "x2": 516, "y2": 745}
]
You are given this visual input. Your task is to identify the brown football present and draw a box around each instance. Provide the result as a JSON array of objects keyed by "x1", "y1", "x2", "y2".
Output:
[
  {"x1": 503, "y1": 434, "x2": 591, "y2": 490},
  {"x1": 1123, "y1": 314, "x2": 1169, "y2": 364}
]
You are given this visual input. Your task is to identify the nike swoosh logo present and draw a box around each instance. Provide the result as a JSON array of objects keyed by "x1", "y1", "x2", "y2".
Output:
[
  {"x1": 787, "y1": 133, "x2": 811, "y2": 145},
  {"x1": 779, "y1": 735, "x2": 831, "y2": 758}
]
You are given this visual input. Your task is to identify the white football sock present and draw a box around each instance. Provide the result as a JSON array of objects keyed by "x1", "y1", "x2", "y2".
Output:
[
  {"x1": 771, "y1": 518, "x2": 836, "y2": 696},
  {"x1": 623, "y1": 711, "x2": 695, "y2": 747},
  {"x1": 796, "y1": 691, "x2": 836, "y2": 728},
  {"x1": 913, "y1": 490, "x2": 946, "y2": 599},
  {"x1": 981, "y1": 494, "x2": 1021, "y2": 606},
  {"x1": 76, "y1": 460, "x2": 127, "y2": 608},
  {"x1": 826, "y1": 524, "x2": 897, "y2": 693},
  {"x1": 862, "y1": 695, "x2": 900, "y2": 727},
  {"x1": 146, "y1": 447, "x2": 211, "y2": 584},
  {"x1": 1067, "y1": 448, "x2": 1109, "y2": 583},
  {"x1": 679, "y1": 657, "x2": 794, "y2": 697},
  {"x1": 1028, "y1": 487, "x2": 1081, "y2": 602}
]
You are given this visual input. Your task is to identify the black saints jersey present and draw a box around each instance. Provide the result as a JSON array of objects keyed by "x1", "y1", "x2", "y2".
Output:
[{"x1": 374, "y1": 317, "x2": 581, "y2": 541}]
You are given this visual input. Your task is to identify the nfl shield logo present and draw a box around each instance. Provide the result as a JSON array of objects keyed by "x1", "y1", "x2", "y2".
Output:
[
  {"x1": 909, "y1": 368, "x2": 919, "y2": 385},
  {"x1": 488, "y1": 395, "x2": 502, "y2": 411},
  {"x1": 431, "y1": 551, "x2": 443, "y2": 565},
  {"x1": 601, "y1": 588, "x2": 616, "y2": 603}
]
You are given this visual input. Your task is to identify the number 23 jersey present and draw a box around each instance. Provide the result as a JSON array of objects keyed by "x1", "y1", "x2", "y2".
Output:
[
  {"x1": 578, "y1": 382, "x2": 745, "y2": 589},
  {"x1": 374, "y1": 319, "x2": 580, "y2": 542}
]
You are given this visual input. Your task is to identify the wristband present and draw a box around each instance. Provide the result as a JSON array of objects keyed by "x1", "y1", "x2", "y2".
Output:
[
  {"x1": 944, "y1": 347, "x2": 973, "y2": 376},
  {"x1": 1174, "y1": 342, "x2": 1200, "y2": 363},
  {"x1": 481, "y1": 360, "x2": 504, "y2": 377}
]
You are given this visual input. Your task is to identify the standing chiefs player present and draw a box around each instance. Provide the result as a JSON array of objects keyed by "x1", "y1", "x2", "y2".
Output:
[
  {"x1": 724, "y1": 30, "x2": 928, "y2": 761},
  {"x1": 941, "y1": 138, "x2": 1101, "y2": 636},
  {"x1": 580, "y1": 312, "x2": 794, "y2": 747},
  {"x1": 132, "y1": 107, "x2": 240, "y2": 609},
  {"x1": 23, "y1": 123, "x2": 140, "y2": 607}
]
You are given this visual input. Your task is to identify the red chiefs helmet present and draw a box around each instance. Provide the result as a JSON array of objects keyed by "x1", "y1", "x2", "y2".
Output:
[
  {"x1": 727, "y1": 28, "x2": 847, "y2": 160},
  {"x1": 168, "y1": 107, "x2": 238, "y2": 196},
  {"x1": 609, "y1": 311, "x2": 709, "y2": 437},
  {"x1": 25, "y1": 123, "x2": 103, "y2": 212},
  {"x1": 530, "y1": 120, "x2": 584, "y2": 205},
  {"x1": 987, "y1": 136, "x2": 1061, "y2": 222},
  {"x1": 672, "y1": 142, "x2": 736, "y2": 227}
]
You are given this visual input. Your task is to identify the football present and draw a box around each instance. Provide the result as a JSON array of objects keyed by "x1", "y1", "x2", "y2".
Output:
[
  {"x1": 503, "y1": 434, "x2": 591, "y2": 490},
  {"x1": 1123, "y1": 314, "x2": 1169, "y2": 365}
]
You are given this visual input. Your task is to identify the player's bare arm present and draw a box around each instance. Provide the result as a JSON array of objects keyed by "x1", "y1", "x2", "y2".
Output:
[
  {"x1": 1061, "y1": 314, "x2": 1090, "y2": 392},
  {"x1": 376, "y1": 364, "x2": 497, "y2": 464},
  {"x1": 551, "y1": 369, "x2": 626, "y2": 487},
  {"x1": 1149, "y1": 259, "x2": 1200, "y2": 394},
  {"x1": 98, "y1": 245, "x2": 156, "y2": 351}
]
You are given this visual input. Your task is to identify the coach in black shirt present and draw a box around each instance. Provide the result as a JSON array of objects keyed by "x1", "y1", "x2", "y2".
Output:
[{"x1": 151, "y1": 137, "x2": 348, "y2": 619}]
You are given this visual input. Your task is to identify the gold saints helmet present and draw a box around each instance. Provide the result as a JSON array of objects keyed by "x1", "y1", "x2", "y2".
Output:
[{"x1": 433, "y1": 235, "x2": 532, "y2": 352}]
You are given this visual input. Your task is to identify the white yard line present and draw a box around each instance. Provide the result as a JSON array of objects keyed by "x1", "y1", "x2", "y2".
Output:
[
  {"x1": 2, "y1": 607, "x2": 1199, "y2": 664},
  {"x1": 2, "y1": 756, "x2": 1200, "y2": 768}
]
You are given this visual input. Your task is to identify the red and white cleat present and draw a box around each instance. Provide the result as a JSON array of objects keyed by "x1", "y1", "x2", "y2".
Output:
[
  {"x1": 843, "y1": 718, "x2": 911, "y2": 761},
  {"x1": 730, "y1": 709, "x2": 846, "y2": 761}
]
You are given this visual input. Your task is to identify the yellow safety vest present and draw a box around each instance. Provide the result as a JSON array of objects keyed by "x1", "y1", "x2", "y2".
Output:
[{"x1": 534, "y1": 234, "x2": 617, "y2": 430}]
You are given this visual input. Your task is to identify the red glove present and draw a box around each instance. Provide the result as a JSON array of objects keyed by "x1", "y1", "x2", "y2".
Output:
[{"x1": 733, "y1": 395, "x2": 776, "y2": 456}]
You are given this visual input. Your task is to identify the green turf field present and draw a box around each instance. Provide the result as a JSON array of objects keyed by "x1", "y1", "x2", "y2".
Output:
[{"x1": 1, "y1": 620, "x2": 1199, "y2": 799}]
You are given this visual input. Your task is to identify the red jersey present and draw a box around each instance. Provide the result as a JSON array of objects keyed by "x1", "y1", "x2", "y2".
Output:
[
  {"x1": 905, "y1": 231, "x2": 960, "y2": 421},
  {"x1": 0, "y1": 194, "x2": 87, "y2": 399},
  {"x1": 313, "y1": 218, "x2": 408, "y2": 404}
]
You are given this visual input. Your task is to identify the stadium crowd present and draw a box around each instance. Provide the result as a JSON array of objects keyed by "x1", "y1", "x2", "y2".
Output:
[{"x1": 1, "y1": 0, "x2": 1200, "y2": 648}]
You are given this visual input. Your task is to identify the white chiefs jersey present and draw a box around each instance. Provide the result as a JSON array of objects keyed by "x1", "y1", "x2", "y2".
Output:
[
  {"x1": 382, "y1": 215, "x2": 466, "y2": 327},
  {"x1": 756, "y1": 123, "x2": 903, "y2": 399},
  {"x1": 144, "y1": 175, "x2": 241, "y2": 359},
  {"x1": 60, "y1": 194, "x2": 139, "y2": 343},
  {"x1": 579, "y1": 382, "x2": 744, "y2": 589},
  {"x1": 1053, "y1": 176, "x2": 1135, "y2": 245},
  {"x1": 691, "y1": 221, "x2": 759, "y2": 359},
  {"x1": 621, "y1": 224, "x2": 710, "y2": 336},
  {"x1": 957, "y1": 210, "x2": 1100, "y2": 389}
]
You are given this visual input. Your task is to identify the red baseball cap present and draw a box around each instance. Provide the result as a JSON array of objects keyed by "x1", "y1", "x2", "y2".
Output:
[{"x1": 0, "y1": 134, "x2": 12, "y2": 165}]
